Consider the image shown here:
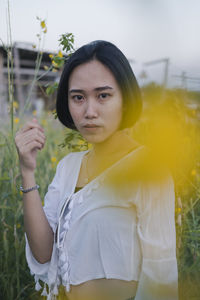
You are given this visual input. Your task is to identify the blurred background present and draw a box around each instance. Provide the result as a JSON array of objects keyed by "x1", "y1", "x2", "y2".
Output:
[{"x1": 0, "y1": 1, "x2": 200, "y2": 299}]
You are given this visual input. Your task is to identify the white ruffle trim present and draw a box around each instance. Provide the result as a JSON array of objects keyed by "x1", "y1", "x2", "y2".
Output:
[
  {"x1": 34, "y1": 275, "x2": 60, "y2": 299},
  {"x1": 33, "y1": 176, "x2": 105, "y2": 298}
]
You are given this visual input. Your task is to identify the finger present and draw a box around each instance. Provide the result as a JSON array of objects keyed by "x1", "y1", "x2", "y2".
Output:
[
  {"x1": 20, "y1": 140, "x2": 44, "y2": 155},
  {"x1": 22, "y1": 134, "x2": 45, "y2": 148},
  {"x1": 15, "y1": 127, "x2": 46, "y2": 147},
  {"x1": 20, "y1": 120, "x2": 44, "y2": 134},
  {"x1": 23, "y1": 128, "x2": 46, "y2": 143},
  {"x1": 20, "y1": 130, "x2": 45, "y2": 148}
]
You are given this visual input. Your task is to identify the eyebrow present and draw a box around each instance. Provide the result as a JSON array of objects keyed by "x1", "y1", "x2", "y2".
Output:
[{"x1": 69, "y1": 86, "x2": 113, "y2": 94}]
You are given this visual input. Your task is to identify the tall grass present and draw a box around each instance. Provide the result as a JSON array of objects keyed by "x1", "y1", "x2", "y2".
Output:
[
  {"x1": 0, "y1": 115, "x2": 68, "y2": 299},
  {"x1": 0, "y1": 3, "x2": 73, "y2": 298}
]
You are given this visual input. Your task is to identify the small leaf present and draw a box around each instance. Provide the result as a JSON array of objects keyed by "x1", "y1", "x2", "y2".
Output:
[{"x1": 46, "y1": 82, "x2": 58, "y2": 96}]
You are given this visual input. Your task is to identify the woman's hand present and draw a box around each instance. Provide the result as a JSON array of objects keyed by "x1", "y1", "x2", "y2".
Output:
[{"x1": 15, "y1": 118, "x2": 46, "y2": 174}]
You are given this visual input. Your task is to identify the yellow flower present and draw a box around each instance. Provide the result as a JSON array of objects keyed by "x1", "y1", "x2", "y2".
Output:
[
  {"x1": 52, "y1": 68, "x2": 58, "y2": 72},
  {"x1": 14, "y1": 118, "x2": 19, "y2": 124},
  {"x1": 49, "y1": 54, "x2": 54, "y2": 58},
  {"x1": 176, "y1": 207, "x2": 182, "y2": 214},
  {"x1": 32, "y1": 110, "x2": 37, "y2": 116},
  {"x1": 40, "y1": 20, "x2": 46, "y2": 29},
  {"x1": 13, "y1": 101, "x2": 19, "y2": 109},
  {"x1": 44, "y1": 65, "x2": 49, "y2": 70},
  {"x1": 52, "y1": 60, "x2": 58, "y2": 67},
  {"x1": 58, "y1": 50, "x2": 63, "y2": 58},
  {"x1": 77, "y1": 140, "x2": 85, "y2": 145},
  {"x1": 20, "y1": 190, "x2": 23, "y2": 196},
  {"x1": 51, "y1": 157, "x2": 57, "y2": 163},
  {"x1": 191, "y1": 169, "x2": 197, "y2": 176},
  {"x1": 16, "y1": 223, "x2": 21, "y2": 229},
  {"x1": 44, "y1": 28, "x2": 47, "y2": 33},
  {"x1": 88, "y1": 143, "x2": 93, "y2": 149}
]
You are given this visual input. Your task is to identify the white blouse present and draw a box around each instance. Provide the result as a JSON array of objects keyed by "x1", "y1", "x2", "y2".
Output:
[{"x1": 25, "y1": 146, "x2": 179, "y2": 299}]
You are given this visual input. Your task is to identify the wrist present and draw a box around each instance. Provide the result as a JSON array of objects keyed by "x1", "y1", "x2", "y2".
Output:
[
  {"x1": 21, "y1": 171, "x2": 36, "y2": 188},
  {"x1": 20, "y1": 184, "x2": 40, "y2": 193},
  {"x1": 20, "y1": 167, "x2": 35, "y2": 177}
]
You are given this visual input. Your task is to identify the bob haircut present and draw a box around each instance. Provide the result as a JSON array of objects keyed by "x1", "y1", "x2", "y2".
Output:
[{"x1": 56, "y1": 40, "x2": 142, "y2": 130}]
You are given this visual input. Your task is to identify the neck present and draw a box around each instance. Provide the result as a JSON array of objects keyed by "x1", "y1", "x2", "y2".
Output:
[
  {"x1": 83, "y1": 128, "x2": 140, "y2": 183},
  {"x1": 89, "y1": 128, "x2": 140, "y2": 164}
]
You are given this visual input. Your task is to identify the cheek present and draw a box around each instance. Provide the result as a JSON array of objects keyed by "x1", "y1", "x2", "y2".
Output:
[
  {"x1": 68, "y1": 102, "x2": 80, "y2": 121},
  {"x1": 103, "y1": 106, "x2": 122, "y2": 130},
  {"x1": 110, "y1": 100, "x2": 123, "y2": 123}
]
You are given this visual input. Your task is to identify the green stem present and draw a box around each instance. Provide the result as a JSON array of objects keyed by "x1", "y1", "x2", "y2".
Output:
[
  {"x1": 7, "y1": 0, "x2": 14, "y2": 138},
  {"x1": 19, "y1": 27, "x2": 46, "y2": 118}
]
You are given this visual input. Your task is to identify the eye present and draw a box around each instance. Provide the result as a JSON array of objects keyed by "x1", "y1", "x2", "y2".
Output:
[
  {"x1": 99, "y1": 93, "x2": 110, "y2": 99},
  {"x1": 72, "y1": 95, "x2": 84, "y2": 101}
]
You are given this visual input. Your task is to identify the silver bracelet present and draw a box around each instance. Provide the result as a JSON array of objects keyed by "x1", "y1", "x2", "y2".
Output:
[{"x1": 20, "y1": 184, "x2": 40, "y2": 193}]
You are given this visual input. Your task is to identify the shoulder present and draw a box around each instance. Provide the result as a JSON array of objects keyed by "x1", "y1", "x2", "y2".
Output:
[
  {"x1": 56, "y1": 150, "x2": 88, "y2": 172},
  {"x1": 48, "y1": 150, "x2": 89, "y2": 192},
  {"x1": 106, "y1": 144, "x2": 173, "y2": 187}
]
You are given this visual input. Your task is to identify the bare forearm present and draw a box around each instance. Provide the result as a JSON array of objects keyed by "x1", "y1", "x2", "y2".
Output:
[
  {"x1": 15, "y1": 119, "x2": 52, "y2": 263},
  {"x1": 22, "y1": 171, "x2": 54, "y2": 264}
]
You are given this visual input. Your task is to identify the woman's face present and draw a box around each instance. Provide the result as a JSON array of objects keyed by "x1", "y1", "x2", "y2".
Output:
[{"x1": 68, "y1": 59, "x2": 123, "y2": 144}]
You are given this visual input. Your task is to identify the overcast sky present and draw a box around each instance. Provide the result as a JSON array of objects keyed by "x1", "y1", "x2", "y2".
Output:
[{"x1": 1, "y1": 0, "x2": 200, "y2": 90}]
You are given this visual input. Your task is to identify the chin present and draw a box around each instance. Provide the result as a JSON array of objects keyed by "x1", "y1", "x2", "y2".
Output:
[{"x1": 83, "y1": 133, "x2": 112, "y2": 144}]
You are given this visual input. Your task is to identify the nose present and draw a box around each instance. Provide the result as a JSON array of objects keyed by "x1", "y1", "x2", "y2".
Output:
[{"x1": 84, "y1": 98, "x2": 98, "y2": 119}]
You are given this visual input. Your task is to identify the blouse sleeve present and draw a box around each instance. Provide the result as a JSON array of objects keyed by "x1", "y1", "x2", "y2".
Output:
[
  {"x1": 134, "y1": 171, "x2": 179, "y2": 300},
  {"x1": 25, "y1": 159, "x2": 63, "y2": 287}
]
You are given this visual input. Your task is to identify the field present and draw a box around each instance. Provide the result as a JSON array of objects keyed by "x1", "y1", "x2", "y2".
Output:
[{"x1": 0, "y1": 88, "x2": 200, "y2": 300}]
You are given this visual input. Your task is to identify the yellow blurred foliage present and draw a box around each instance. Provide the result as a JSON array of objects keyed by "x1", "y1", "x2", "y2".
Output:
[{"x1": 105, "y1": 91, "x2": 199, "y2": 191}]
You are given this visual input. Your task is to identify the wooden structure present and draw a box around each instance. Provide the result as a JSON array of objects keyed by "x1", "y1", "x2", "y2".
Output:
[{"x1": 0, "y1": 42, "x2": 60, "y2": 117}]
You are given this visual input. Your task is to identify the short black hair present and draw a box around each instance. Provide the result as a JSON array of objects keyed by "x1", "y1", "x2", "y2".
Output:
[{"x1": 56, "y1": 40, "x2": 142, "y2": 130}]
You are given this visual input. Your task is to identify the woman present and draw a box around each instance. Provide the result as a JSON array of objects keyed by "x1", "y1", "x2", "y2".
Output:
[{"x1": 15, "y1": 40, "x2": 179, "y2": 300}]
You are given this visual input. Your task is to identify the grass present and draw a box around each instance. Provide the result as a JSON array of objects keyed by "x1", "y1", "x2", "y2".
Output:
[{"x1": 0, "y1": 114, "x2": 68, "y2": 299}]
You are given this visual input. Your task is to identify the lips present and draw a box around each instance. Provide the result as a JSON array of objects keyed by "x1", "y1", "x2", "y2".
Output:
[{"x1": 83, "y1": 124, "x2": 100, "y2": 128}]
